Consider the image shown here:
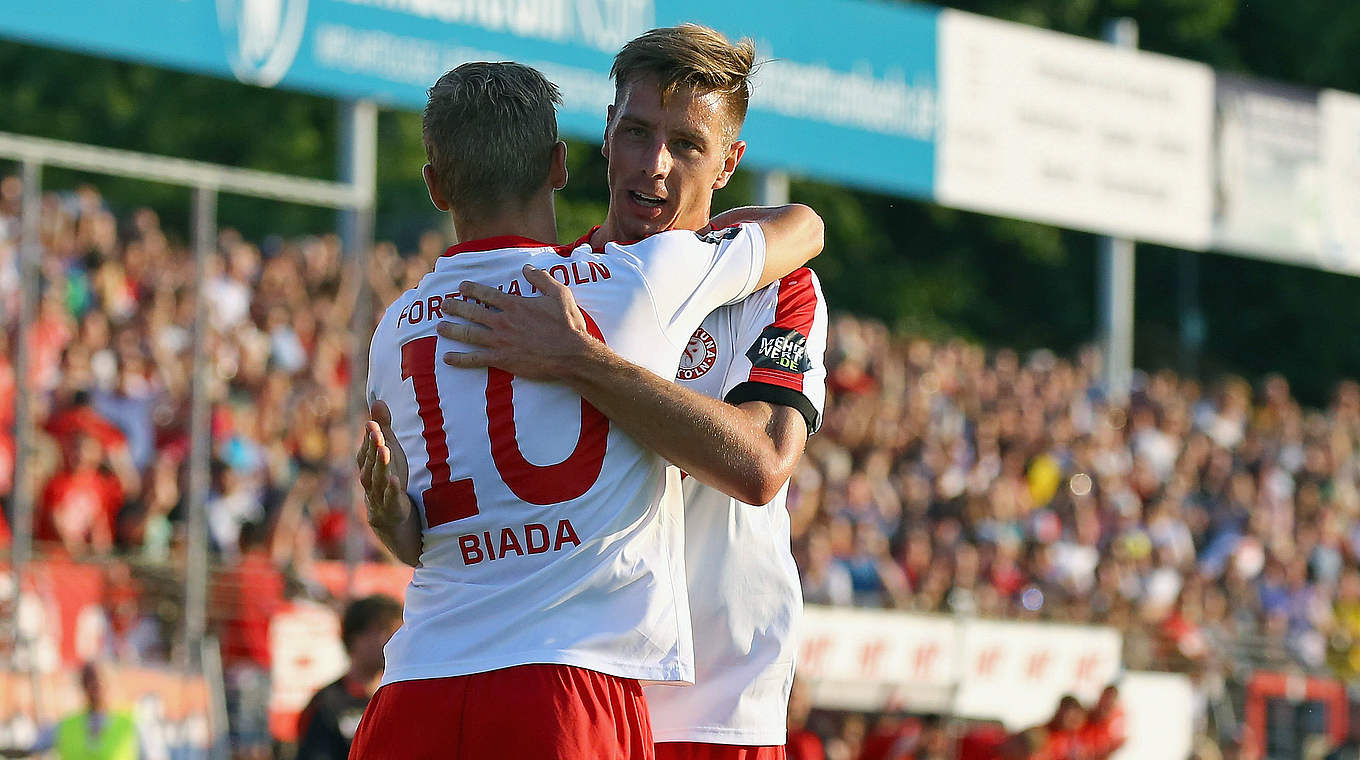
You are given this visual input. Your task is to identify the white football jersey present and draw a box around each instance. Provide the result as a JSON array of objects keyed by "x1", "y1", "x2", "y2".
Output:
[
  {"x1": 645, "y1": 268, "x2": 828, "y2": 745},
  {"x1": 367, "y1": 226, "x2": 766, "y2": 687}
]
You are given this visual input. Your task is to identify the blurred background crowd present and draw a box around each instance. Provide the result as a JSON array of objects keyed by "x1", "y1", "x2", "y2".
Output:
[{"x1": 6, "y1": 179, "x2": 1360, "y2": 758}]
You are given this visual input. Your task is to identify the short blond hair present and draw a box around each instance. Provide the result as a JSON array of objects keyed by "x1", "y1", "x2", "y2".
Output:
[{"x1": 610, "y1": 24, "x2": 756, "y2": 141}]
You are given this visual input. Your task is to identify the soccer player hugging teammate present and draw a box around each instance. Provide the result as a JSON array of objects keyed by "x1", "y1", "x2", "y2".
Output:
[
  {"x1": 426, "y1": 26, "x2": 829, "y2": 760},
  {"x1": 352, "y1": 57, "x2": 822, "y2": 759}
]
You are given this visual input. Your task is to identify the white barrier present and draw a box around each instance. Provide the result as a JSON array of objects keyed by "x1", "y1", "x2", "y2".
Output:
[{"x1": 798, "y1": 606, "x2": 1194, "y2": 760}]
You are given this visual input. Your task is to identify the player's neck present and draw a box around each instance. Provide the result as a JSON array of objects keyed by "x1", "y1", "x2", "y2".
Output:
[{"x1": 450, "y1": 196, "x2": 559, "y2": 249}]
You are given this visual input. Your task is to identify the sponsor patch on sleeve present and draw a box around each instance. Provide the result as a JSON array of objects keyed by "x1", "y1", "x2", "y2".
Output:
[
  {"x1": 698, "y1": 226, "x2": 742, "y2": 244},
  {"x1": 746, "y1": 326, "x2": 812, "y2": 374}
]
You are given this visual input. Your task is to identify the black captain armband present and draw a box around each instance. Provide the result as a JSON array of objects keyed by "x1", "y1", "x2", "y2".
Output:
[{"x1": 724, "y1": 382, "x2": 820, "y2": 435}]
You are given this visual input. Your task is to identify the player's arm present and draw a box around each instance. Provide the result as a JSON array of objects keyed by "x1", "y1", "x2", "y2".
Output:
[
  {"x1": 439, "y1": 269, "x2": 807, "y2": 505},
  {"x1": 357, "y1": 401, "x2": 423, "y2": 567},
  {"x1": 706, "y1": 204, "x2": 823, "y2": 290},
  {"x1": 583, "y1": 361, "x2": 807, "y2": 505}
]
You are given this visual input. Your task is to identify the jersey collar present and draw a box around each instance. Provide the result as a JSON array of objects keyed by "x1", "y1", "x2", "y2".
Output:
[
  {"x1": 574, "y1": 225, "x2": 648, "y2": 253},
  {"x1": 568, "y1": 226, "x2": 601, "y2": 252},
  {"x1": 441, "y1": 235, "x2": 554, "y2": 257}
]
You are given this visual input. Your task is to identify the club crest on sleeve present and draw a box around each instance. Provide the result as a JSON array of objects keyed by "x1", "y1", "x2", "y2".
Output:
[
  {"x1": 698, "y1": 226, "x2": 742, "y2": 244},
  {"x1": 747, "y1": 326, "x2": 811, "y2": 374},
  {"x1": 678, "y1": 327, "x2": 718, "y2": 381}
]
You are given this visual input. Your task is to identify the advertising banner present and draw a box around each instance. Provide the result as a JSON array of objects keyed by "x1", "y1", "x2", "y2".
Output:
[
  {"x1": 935, "y1": 10, "x2": 1215, "y2": 249},
  {"x1": 951, "y1": 619, "x2": 1122, "y2": 729},
  {"x1": 799, "y1": 606, "x2": 1122, "y2": 728},
  {"x1": 1319, "y1": 89, "x2": 1360, "y2": 275},
  {"x1": 268, "y1": 601, "x2": 349, "y2": 742},
  {"x1": 308, "y1": 559, "x2": 412, "y2": 602},
  {"x1": 798, "y1": 606, "x2": 957, "y2": 713},
  {"x1": 0, "y1": 0, "x2": 940, "y2": 198},
  {"x1": 1111, "y1": 671, "x2": 1196, "y2": 760},
  {"x1": 1211, "y1": 74, "x2": 1322, "y2": 263},
  {"x1": 1, "y1": 560, "x2": 109, "y2": 672},
  {"x1": 0, "y1": 666, "x2": 213, "y2": 758},
  {"x1": 0, "y1": 560, "x2": 213, "y2": 756}
]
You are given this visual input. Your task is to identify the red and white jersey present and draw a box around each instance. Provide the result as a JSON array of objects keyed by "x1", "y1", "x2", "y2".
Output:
[
  {"x1": 645, "y1": 268, "x2": 828, "y2": 745},
  {"x1": 367, "y1": 226, "x2": 766, "y2": 687}
]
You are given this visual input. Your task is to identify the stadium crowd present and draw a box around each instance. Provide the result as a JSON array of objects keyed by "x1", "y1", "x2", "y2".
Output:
[{"x1": 6, "y1": 179, "x2": 1360, "y2": 757}]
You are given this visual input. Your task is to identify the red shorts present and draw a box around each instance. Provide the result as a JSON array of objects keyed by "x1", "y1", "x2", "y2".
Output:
[
  {"x1": 349, "y1": 664, "x2": 654, "y2": 759},
  {"x1": 655, "y1": 742, "x2": 785, "y2": 760}
]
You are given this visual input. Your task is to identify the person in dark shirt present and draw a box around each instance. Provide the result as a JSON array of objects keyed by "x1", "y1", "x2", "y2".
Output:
[{"x1": 295, "y1": 594, "x2": 402, "y2": 759}]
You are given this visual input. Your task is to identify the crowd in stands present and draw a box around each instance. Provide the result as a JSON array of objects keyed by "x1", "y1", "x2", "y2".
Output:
[{"x1": 7, "y1": 178, "x2": 1360, "y2": 756}]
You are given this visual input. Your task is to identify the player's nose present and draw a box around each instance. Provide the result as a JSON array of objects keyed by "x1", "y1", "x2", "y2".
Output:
[{"x1": 641, "y1": 138, "x2": 671, "y2": 177}]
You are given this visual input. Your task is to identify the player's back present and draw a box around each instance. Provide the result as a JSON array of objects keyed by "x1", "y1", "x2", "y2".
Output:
[{"x1": 367, "y1": 228, "x2": 766, "y2": 687}]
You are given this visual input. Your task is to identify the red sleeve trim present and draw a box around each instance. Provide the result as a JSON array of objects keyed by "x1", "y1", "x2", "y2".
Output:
[
  {"x1": 749, "y1": 368, "x2": 807, "y2": 391},
  {"x1": 747, "y1": 268, "x2": 819, "y2": 392}
]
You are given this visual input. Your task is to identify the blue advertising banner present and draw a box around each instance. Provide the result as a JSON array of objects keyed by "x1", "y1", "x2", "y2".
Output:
[{"x1": 0, "y1": 0, "x2": 938, "y2": 198}]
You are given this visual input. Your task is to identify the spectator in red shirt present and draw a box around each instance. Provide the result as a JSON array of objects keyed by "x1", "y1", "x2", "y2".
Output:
[
  {"x1": 1041, "y1": 695, "x2": 1089, "y2": 760},
  {"x1": 212, "y1": 521, "x2": 285, "y2": 760},
  {"x1": 857, "y1": 715, "x2": 919, "y2": 760},
  {"x1": 44, "y1": 390, "x2": 141, "y2": 499},
  {"x1": 0, "y1": 428, "x2": 13, "y2": 500},
  {"x1": 38, "y1": 432, "x2": 123, "y2": 556},
  {"x1": 1079, "y1": 686, "x2": 1127, "y2": 760},
  {"x1": 958, "y1": 724, "x2": 1009, "y2": 760},
  {"x1": 786, "y1": 679, "x2": 826, "y2": 760}
]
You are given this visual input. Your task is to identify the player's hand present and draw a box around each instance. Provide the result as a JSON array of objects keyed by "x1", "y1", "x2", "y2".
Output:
[
  {"x1": 357, "y1": 400, "x2": 412, "y2": 530},
  {"x1": 437, "y1": 264, "x2": 595, "y2": 381}
]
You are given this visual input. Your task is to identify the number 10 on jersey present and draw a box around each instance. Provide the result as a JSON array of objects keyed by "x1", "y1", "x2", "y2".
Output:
[{"x1": 397, "y1": 312, "x2": 610, "y2": 528}]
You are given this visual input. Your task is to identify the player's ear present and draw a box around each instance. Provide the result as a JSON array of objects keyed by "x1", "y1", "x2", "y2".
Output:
[
  {"x1": 549, "y1": 141, "x2": 568, "y2": 191},
  {"x1": 601, "y1": 105, "x2": 616, "y2": 159},
  {"x1": 712, "y1": 140, "x2": 746, "y2": 191},
  {"x1": 422, "y1": 164, "x2": 450, "y2": 212}
]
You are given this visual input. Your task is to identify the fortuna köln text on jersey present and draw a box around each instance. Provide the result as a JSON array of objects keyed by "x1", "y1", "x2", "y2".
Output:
[{"x1": 397, "y1": 261, "x2": 613, "y2": 329}]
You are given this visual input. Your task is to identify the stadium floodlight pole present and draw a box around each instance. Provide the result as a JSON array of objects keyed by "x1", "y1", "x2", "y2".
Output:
[
  {"x1": 1098, "y1": 17, "x2": 1139, "y2": 404},
  {"x1": 184, "y1": 184, "x2": 217, "y2": 671},
  {"x1": 756, "y1": 169, "x2": 791, "y2": 207},
  {"x1": 339, "y1": 99, "x2": 378, "y2": 594},
  {"x1": 1178, "y1": 250, "x2": 1204, "y2": 376}
]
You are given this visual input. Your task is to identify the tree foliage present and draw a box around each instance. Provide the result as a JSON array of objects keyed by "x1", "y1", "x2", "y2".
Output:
[{"x1": 3, "y1": 0, "x2": 1360, "y2": 401}]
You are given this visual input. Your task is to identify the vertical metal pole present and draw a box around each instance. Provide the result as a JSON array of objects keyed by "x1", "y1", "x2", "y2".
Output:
[
  {"x1": 339, "y1": 100, "x2": 377, "y2": 594},
  {"x1": 1098, "y1": 18, "x2": 1138, "y2": 403},
  {"x1": 11, "y1": 160, "x2": 39, "y2": 590},
  {"x1": 185, "y1": 185, "x2": 217, "y2": 670},
  {"x1": 1178, "y1": 251, "x2": 1204, "y2": 376},
  {"x1": 11, "y1": 160, "x2": 41, "y2": 716},
  {"x1": 755, "y1": 170, "x2": 790, "y2": 207}
]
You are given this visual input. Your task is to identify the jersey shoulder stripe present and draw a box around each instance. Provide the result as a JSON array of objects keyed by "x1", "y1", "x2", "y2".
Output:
[{"x1": 743, "y1": 268, "x2": 820, "y2": 393}]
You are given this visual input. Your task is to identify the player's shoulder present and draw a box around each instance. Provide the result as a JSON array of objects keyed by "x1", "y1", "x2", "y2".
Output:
[
  {"x1": 375, "y1": 286, "x2": 418, "y2": 327},
  {"x1": 777, "y1": 266, "x2": 822, "y2": 290},
  {"x1": 742, "y1": 266, "x2": 823, "y2": 306},
  {"x1": 696, "y1": 224, "x2": 746, "y2": 245},
  {"x1": 610, "y1": 224, "x2": 757, "y2": 256}
]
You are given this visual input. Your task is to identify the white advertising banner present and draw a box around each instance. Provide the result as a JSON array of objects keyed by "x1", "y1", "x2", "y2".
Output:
[
  {"x1": 1111, "y1": 671, "x2": 1196, "y2": 760},
  {"x1": 1211, "y1": 75, "x2": 1322, "y2": 263},
  {"x1": 269, "y1": 601, "x2": 349, "y2": 732},
  {"x1": 1320, "y1": 89, "x2": 1360, "y2": 275},
  {"x1": 798, "y1": 606, "x2": 957, "y2": 713},
  {"x1": 799, "y1": 606, "x2": 1122, "y2": 727},
  {"x1": 936, "y1": 10, "x2": 1215, "y2": 249},
  {"x1": 952, "y1": 620, "x2": 1123, "y2": 729}
]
